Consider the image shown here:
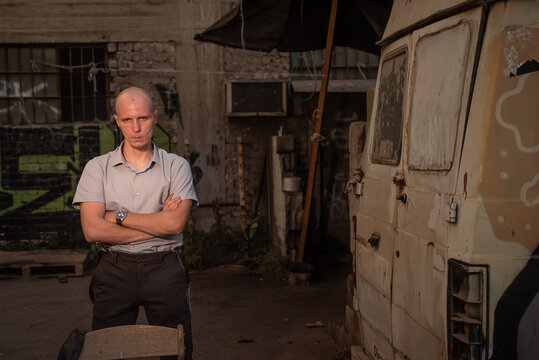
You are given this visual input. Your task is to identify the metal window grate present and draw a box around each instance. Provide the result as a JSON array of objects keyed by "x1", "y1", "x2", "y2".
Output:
[{"x1": 0, "y1": 45, "x2": 108, "y2": 125}]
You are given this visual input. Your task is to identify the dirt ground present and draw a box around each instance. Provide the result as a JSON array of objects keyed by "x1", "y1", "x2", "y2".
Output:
[{"x1": 0, "y1": 254, "x2": 351, "y2": 360}]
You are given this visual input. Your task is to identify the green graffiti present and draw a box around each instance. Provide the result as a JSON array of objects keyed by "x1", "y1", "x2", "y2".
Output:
[
  {"x1": 19, "y1": 155, "x2": 73, "y2": 173},
  {"x1": 153, "y1": 123, "x2": 171, "y2": 152},
  {"x1": 100, "y1": 122, "x2": 116, "y2": 155},
  {"x1": 0, "y1": 122, "x2": 118, "y2": 216},
  {"x1": 0, "y1": 121, "x2": 170, "y2": 217}
]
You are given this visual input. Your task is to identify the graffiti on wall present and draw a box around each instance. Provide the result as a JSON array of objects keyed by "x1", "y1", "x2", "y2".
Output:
[
  {"x1": 0, "y1": 121, "x2": 172, "y2": 248},
  {"x1": 0, "y1": 124, "x2": 115, "y2": 247},
  {"x1": 155, "y1": 84, "x2": 183, "y2": 130}
]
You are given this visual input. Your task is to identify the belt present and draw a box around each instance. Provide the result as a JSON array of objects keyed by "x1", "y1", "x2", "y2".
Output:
[
  {"x1": 99, "y1": 248, "x2": 191, "y2": 283},
  {"x1": 100, "y1": 249, "x2": 176, "y2": 263}
]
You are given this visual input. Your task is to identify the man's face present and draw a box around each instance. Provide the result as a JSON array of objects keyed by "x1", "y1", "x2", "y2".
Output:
[{"x1": 114, "y1": 91, "x2": 157, "y2": 151}]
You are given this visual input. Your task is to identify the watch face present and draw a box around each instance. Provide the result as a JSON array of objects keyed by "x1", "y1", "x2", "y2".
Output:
[{"x1": 116, "y1": 210, "x2": 127, "y2": 221}]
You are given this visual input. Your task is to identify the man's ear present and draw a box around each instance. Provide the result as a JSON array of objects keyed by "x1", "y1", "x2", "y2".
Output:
[{"x1": 113, "y1": 114, "x2": 119, "y2": 126}]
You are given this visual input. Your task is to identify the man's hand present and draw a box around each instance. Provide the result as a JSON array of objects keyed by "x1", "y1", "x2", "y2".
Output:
[{"x1": 162, "y1": 193, "x2": 182, "y2": 212}]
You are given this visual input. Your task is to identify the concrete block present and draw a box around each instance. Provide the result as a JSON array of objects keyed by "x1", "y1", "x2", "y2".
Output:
[
  {"x1": 108, "y1": 60, "x2": 118, "y2": 69},
  {"x1": 118, "y1": 42, "x2": 133, "y2": 52}
]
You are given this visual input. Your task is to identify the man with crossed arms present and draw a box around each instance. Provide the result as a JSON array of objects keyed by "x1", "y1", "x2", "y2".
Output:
[{"x1": 73, "y1": 87, "x2": 198, "y2": 359}]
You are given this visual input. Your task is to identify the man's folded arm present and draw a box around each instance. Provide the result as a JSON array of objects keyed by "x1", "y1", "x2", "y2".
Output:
[
  {"x1": 80, "y1": 202, "x2": 154, "y2": 244},
  {"x1": 107, "y1": 198, "x2": 193, "y2": 238}
]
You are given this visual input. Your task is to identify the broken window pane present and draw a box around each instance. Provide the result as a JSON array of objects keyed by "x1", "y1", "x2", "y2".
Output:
[{"x1": 371, "y1": 50, "x2": 407, "y2": 165}]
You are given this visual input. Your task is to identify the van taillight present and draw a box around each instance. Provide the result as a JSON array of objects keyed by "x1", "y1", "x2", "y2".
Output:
[{"x1": 448, "y1": 259, "x2": 489, "y2": 360}]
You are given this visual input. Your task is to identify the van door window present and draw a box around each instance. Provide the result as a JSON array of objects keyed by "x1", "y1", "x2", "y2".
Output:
[
  {"x1": 371, "y1": 50, "x2": 408, "y2": 165},
  {"x1": 408, "y1": 23, "x2": 471, "y2": 171}
]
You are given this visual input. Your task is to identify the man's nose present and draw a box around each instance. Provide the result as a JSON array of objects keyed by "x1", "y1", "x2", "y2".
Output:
[{"x1": 132, "y1": 119, "x2": 141, "y2": 132}]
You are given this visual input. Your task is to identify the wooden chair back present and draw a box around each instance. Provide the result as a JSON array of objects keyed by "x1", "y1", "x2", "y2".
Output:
[{"x1": 78, "y1": 324, "x2": 184, "y2": 360}]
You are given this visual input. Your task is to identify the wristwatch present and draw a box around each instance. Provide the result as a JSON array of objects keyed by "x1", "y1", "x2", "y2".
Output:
[{"x1": 115, "y1": 210, "x2": 127, "y2": 225}]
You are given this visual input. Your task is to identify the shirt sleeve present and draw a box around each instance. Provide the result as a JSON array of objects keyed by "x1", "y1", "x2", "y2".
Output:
[
  {"x1": 72, "y1": 158, "x2": 105, "y2": 209},
  {"x1": 170, "y1": 157, "x2": 199, "y2": 208}
]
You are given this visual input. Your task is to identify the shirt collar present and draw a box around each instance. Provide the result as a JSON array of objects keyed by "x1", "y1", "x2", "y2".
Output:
[{"x1": 111, "y1": 141, "x2": 162, "y2": 168}]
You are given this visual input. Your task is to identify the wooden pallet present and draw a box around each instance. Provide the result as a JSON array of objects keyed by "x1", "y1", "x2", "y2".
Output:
[{"x1": 0, "y1": 249, "x2": 89, "y2": 278}]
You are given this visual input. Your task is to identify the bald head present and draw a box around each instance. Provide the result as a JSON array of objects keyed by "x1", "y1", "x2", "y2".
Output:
[{"x1": 114, "y1": 87, "x2": 154, "y2": 115}]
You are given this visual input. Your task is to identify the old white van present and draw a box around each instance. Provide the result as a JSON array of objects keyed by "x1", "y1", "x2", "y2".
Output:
[{"x1": 347, "y1": 0, "x2": 538, "y2": 359}]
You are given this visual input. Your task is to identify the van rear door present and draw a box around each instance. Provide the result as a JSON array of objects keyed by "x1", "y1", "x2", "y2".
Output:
[
  {"x1": 390, "y1": 7, "x2": 483, "y2": 360},
  {"x1": 353, "y1": 35, "x2": 410, "y2": 360},
  {"x1": 355, "y1": 5, "x2": 484, "y2": 360}
]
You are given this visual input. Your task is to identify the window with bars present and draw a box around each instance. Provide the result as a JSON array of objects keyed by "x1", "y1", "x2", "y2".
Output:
[{"x1": 0, "y1": 45, "x2": 108, "y2": 125}]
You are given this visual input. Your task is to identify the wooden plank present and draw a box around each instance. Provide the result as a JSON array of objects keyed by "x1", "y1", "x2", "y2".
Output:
[
  {"x1": 0, "y1": 249, "x2": 88, "y2": 264},
  {"x1": 297, "y1": 0, "x2": 339, "y2": 263},
  {"x1": 79, "y1": 325, "x2": 184, "y2": 360},
  {"x1": 0, "y1": 249, "x2": 88, "y2": 278}
]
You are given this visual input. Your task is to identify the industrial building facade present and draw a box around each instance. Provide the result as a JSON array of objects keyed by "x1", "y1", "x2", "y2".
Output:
[{"x1": 0, "y1": 0, "x2": 375, "y2": 255}]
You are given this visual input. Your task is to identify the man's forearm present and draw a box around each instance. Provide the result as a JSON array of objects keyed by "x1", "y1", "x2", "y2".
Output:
[
  {"x1": 84, "y1": 218, "x2": 154, "y2": 244},
  {"x1": 80, "y1": 202, "x2": 154, "y2": 244},
  {"x1": 110, "y1": 200, "x2": 192, "y2": 238}
]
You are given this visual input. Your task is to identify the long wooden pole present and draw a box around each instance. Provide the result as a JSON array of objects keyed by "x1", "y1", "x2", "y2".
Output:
[{"x1": 296, "y1": 0, "x2": 339, "y2": 263}]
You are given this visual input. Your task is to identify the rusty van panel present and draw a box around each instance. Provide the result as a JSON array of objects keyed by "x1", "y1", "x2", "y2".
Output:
[
  {"x1": 358, "y1": 177, "x2": 397, "y2": 222},
  {"x1": 392, "y1": 304, "x2": 446, "y2": 360},
  {"x1": 357, "y1": 274, "x2": 392, "y2": 340},
  {"x1": 480, "y1": 25, "x2": 539, "y2": 251},
  {"x1": 355, "y1": 214, "x2": 394, "y2": 296},
  {"x1": 396, "y1": 188, "x2": 451, "y2": 248},
  {"x1": 362, "y1": 318, "x2": 395, "y2": 360},
  {"x1": 392, "y1": 232, "x2": 447, "y2": 339}
]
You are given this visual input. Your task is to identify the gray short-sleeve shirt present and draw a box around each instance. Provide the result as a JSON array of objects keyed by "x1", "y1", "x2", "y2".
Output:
[{"x1": 73, "y1": 142, "x2": 198, "y2": 253}]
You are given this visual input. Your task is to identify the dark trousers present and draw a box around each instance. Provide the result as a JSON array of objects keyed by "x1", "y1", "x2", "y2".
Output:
[{"x1": 91, "y1": 250, "x2": 192, "y2": 360}]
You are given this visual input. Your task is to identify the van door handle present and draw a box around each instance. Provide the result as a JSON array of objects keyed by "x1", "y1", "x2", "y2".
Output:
[
  {"x1": 368, "y1": 233, "x2": 380, "y2": 249},
  {"x1": 396, "y1": 193, "x2": 407, "y2": 204}
]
